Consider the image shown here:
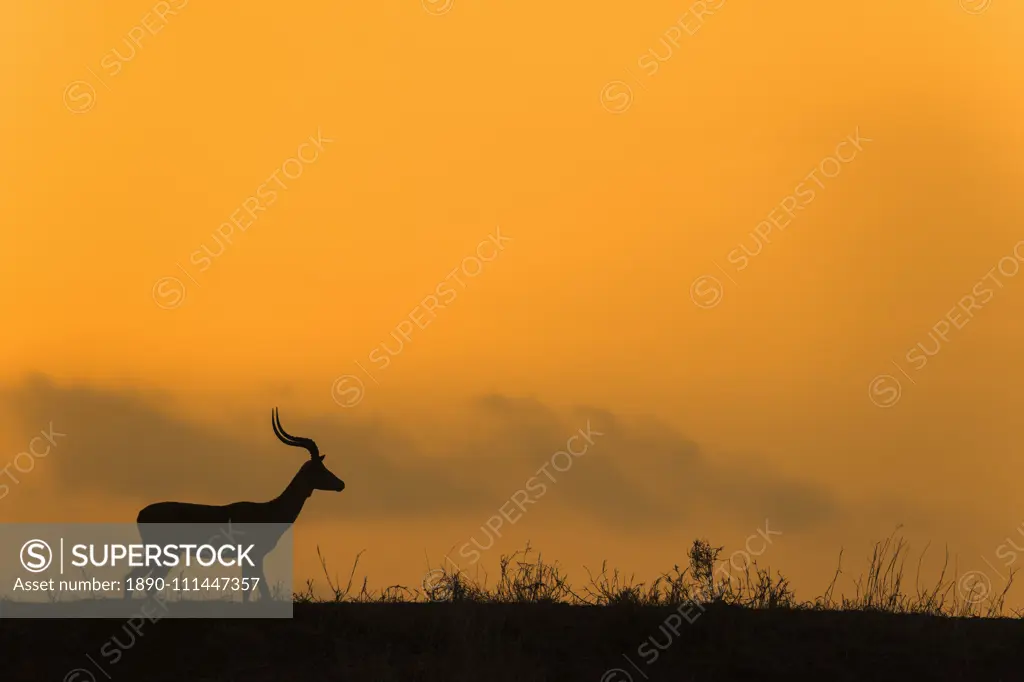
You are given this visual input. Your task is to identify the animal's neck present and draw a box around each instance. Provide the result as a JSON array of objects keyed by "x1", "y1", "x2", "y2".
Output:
[{"x1": 271, "y1": 469, "x2": 313, "y2": 524}]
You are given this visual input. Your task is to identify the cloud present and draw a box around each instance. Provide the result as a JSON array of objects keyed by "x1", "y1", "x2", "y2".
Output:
[{"x1": 0, "y1": 374, "x2": 838, "y2": 531}]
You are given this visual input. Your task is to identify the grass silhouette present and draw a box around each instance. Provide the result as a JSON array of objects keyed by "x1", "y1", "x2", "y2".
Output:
[
  {"x1": 294, "y1": 529, "x2": 1016, "y2": 618},
  {"x1": 7, "y1": 529, "x2": 1022, "y2": 681}
]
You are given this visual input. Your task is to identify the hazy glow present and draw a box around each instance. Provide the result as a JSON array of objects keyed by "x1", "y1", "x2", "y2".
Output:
[{"x1": 2, "y1": 0, "x2": 1024, "y2": 603}]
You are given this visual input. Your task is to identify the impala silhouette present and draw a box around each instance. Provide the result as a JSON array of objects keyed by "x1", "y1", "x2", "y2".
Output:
[{"x1": 124, "y1": 408, "x2": 345, "y2": 602}]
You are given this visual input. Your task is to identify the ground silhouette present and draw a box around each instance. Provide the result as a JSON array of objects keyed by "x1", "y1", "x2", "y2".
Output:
[
  {"x1": 2, "y1": 601, "x2": 1021, "y2": 681},
  {"x1": 3, "y1": 536, "x2": 1022, "y2": 680}
]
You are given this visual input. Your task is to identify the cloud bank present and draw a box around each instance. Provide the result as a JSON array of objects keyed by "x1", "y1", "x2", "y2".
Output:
[{"x1": 1, "y1": 375, "x2": 838, "y2": 531}]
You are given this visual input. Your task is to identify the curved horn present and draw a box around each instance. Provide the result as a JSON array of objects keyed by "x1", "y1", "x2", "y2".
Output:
[{"x1": 272, "y1": 407, "x2": 319, "y2": 458}]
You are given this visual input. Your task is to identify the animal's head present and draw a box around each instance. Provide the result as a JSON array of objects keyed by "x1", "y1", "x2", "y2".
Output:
[{"x1": 272, "y1": 407, "x2": 345, "y2": 493}]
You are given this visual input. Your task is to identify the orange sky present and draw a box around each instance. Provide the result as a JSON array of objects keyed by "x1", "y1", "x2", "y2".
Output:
[{"x1": 3, "y1": 0, "x2": 1024, "y2": 605}]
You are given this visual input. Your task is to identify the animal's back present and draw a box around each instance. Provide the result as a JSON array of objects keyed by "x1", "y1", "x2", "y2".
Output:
[
  {"x1": 137, "y1": 501, "x2": 254, "y2": 546},
  {"x1": 136, "y1": 501, "x2": 286, "y2": 550},
  {"x1": 137, "y1": 501, "x2": 233, "y2": 525}
]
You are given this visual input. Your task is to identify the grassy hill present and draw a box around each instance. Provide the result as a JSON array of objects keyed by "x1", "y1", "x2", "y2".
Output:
[{"x1": 3, "y1": 535, "x2": 1021, "y2": 681}]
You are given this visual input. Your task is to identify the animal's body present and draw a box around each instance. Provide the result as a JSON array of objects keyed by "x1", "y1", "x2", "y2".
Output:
[{"x1": 125, "y1": 408, "x2": 345, "y2": 602}]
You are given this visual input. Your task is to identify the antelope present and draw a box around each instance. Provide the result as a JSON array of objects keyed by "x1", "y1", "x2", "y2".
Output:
[{"x1": 124, "y1": 408, "x2": 345, "y2": 602}]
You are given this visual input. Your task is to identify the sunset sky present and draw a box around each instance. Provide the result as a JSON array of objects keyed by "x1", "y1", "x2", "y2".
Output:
[{"x1": 3, "y1": 0, "x2": 1024, "y2": 604}]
